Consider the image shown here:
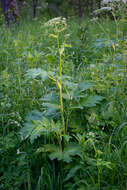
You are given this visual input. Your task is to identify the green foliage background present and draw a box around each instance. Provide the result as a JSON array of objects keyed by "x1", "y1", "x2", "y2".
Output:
[{"x1": 0, "y1": 4, "x2": 127, "y2": 190}]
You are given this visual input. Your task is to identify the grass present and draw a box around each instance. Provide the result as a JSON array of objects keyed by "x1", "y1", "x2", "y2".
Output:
[{"x1": 0, "y1": 16, "x2": 127, "y2": 190}]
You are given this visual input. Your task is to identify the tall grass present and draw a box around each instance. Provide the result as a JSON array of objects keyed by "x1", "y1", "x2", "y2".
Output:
[{"x1": 0, "y1": 17, "x2": 127, "y2": 189}]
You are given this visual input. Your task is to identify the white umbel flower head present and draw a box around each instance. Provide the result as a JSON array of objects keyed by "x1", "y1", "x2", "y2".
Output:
[{"x1": 44, "y1": 17, "x2": 67, "y2": 33}]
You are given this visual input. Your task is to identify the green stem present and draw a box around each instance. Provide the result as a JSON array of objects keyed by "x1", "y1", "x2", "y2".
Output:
[
  {"x1": 57, "y1": 36, "x2": 66, "y2": 134},
  {"x1": 97, "y1": 163, "x2": 101, "y2": 190}
]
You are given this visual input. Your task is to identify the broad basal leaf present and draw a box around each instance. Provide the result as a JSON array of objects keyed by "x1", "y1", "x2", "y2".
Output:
[{"x1": 39, "y1": 143, "x2": 82, "y2": 163}]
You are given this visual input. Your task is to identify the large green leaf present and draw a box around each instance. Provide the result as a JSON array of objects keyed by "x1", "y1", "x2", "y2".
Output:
[
  {"x1": 38, "y1": 143, "x2": 82, "y2": 163},
  {"x1": 25, "y1": 68, "x2": 48, "y2": 81},
  {"x1": 20, "y1": 117, "x2": 62, "y2": 143},
  {"x1": 73, "y1": 81, "x2": 94, "y2": 99},
  {"x1": 41, "y1": 92, "x2": 60, "y2": 118},
  {"x1": 81, "y1": 95, "x2": 104, "y2": 107},
  {"x1": 25, "y1": 110, "x2": 43, "y2": 123},
  {"x1": 64, "y1": 165, "x2": 82, "y2": 181}
]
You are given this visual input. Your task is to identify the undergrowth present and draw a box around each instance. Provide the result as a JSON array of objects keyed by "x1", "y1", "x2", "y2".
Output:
[{"x1": 0, "y1": 17, "x2": 127, "y2": 190}]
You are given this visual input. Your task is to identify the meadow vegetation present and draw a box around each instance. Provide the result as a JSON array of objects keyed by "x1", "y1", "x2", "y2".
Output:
[{"x1": 0, "y1": 16, "x2": 127, "y2": 189}]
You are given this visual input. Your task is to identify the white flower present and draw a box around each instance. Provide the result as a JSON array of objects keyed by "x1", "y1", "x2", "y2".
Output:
[{"x1": 44, "y1": 17, "x2": 66, "y2": 27}]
